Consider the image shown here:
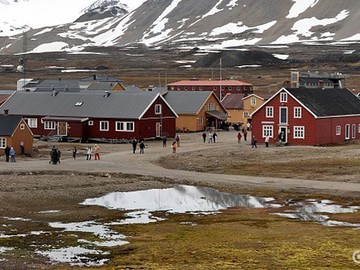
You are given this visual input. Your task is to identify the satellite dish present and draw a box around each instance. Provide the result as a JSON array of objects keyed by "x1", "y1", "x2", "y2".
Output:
[{"x1": 17, "y1": 65, "x2": 24, "y2": 73}]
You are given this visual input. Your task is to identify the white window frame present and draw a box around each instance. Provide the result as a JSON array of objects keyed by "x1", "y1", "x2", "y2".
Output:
[
  {"x1": 294, "y1": 126, "x2": 305, "y2": 139},
  {"x1": 266, "y1": 106, "x2": 273, "y2": 118},
  {"x1": 88, "y1": 120, "x2": 94, "y2": 126},
  {"x1": 294, "y1": 107, "x2": 302, "y2": 118},
  {"x1": 27, "y1": 118, "x2": 38, "y2": 128},
  {"x1": 20, "y1": 123, "x2": 25, "y2": 130},
  {"x1": 358, "y1": 124, "x2": 360, "y2": 134},
  {"x1": 262, "y1": 125, "x2": 273, "y2": 138},
  {"x1": 100, "y1": 121, "x2": 109, "y2": 131},
  {"x1": 250, "y1": 97, "x2": 256, "y2": 106},
  {"x1": 115, "y1": 121, "x2": 135, "y2": 132},
  {"x1": 155, "y1": 104, "x2": 162, "y2": 115},
  {"x1": 44, "y1": 121, "x2": 56, "y2": 130},
  {"x1": 208, "y1": 102, "x2": 215, "y2": 111},
  {"x1": 199, "y1": 117, "x2": 203, "y2": 125},
  {"x1": 0, "y1": 137, "x2": 6, "y2": 149},
  {"x1": 280, "y1": 92, "x2": 288, "y2": 103},
  {"x1": 279, "y1": 107, "x2": 288, "y2": 124},
  {"x1": 336, "y1": 126, "x2": 341, "y2": 136}
]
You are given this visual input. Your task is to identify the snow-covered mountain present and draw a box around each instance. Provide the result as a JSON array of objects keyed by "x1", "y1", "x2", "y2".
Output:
[{"x1": 0, "y1": 0, "x2": 359, "y2": 54}]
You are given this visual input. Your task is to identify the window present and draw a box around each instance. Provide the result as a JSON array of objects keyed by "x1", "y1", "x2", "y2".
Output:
[
  {"x1": 352, "y1": 124, "x2": 356, "y2": 139},
  {"x1": 199, "y1": 117, "x2": 203, "y2": 125},
  {"x1": 294, "y1": 107, "x2": 302, "y2": 118},
  {"x1": 0, "y1": 138, "x2": 6, "y2": 148},
  {"x1": 262, "y1": 125, "x2": 273, "y2": 138},
  {"x1": 266, "y1": 106, "x2": 273, "y2": 118},
  {"x1": 199, "y1": 87, "x2": 203, "y2": 91},
  {"x1": 279, "y1": 107, "x2": 288, "y2": 124},
  {"x1": 208, "y1": 102, "x2": 215, "y2": 111},
  {"x1": 294, "y1": 126, "x2": 305, "y2": 139},
  {"x1": 192, "y1": 86, "x2": 195, "y2": 90},
  {"x1": 243, "y1": 111, "x2": 249, "y2": 117},
  {"x1": 100, "y1": 121, "x2": 109, "y2": 131},
  {"x1": 358, "y1": 124, "x2": 360, "y2": 133},
  {"x1": 27, "y1": 118, "x2": 37, "y2": 128},
  {"x1": 44, "y1": 121, "x2": 56, "y2": 130},
  {"x1": 213, "y1": 87, "x2": 217, "y2": 91},
  {"x1": 250, "y1": 97, "x2": 256, "y2": 106},
  {"x1": 236, "y1": 87, "x2": 241, "y2": 91},
  {"x1": 116, "y1": 121, "x2": 134, "y2": 132},
  {"x1": 20, "y1": 124, "x2": 25, "y2": 130},
  {"x1": 280, "y1": 92, "x2": 287, "y2": 102},
  {"x1": 88, "y1": 120, "x2": 94, "y2": 126},
  {"x1": 184, "y1": 87, "x2": 188, "y2": 90},
  {"x1": 336, "y1": 126, "x2": 341, "y2": 136},
  {"x1": 155, "y1": 104, "x2": 162, "y2": 115},
  {"x1": 228, "y1": 87, "x2": 232, "y2": 91}
]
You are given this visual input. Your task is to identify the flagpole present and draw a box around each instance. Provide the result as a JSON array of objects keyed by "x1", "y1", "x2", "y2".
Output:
[{"x1": 219, "y1": 57, "x2": 222, "y2": 100}]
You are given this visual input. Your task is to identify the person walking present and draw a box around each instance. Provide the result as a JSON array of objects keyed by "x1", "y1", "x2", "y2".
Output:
[
  {"x1": 9, "y1": 147, "x2": 16, "y2": 162},
  {"x1": 139, "y1": 140, "x2": 145, "y2": 154},
  {"x1": 251, "y1": 136, "x2": 257, "y2": 148},
  {"x1": 72, "y1": 147, "x2": 77, "y2": 159},
  {"x1": 94, "y1": 144, "x2": 100, "y2": 160},
  {"x1": 265, "y1": 135, "x2": 270, "y2": 147},
  {"x1": 132, "y1": 139, "x2": 138, "y2": 154},
  {"x1": 4, "y1": 145, "x2": 10, "y2": 162},
  {"x1": 213, "y1": 132, "x2": 218, "y2": 143},
  {"x1": 175, "y1": 134, "x2": 180, "y2": 147},
  {"x1": 171, "y1": 141, "x2": 177, "y2": 153},
  {"x1": 49, "y1": 146, "x2": 58, "y2": 164},
  {"x1": 243, "y1": 129, "x2": 248, "y2": 141},
  {"x1": 208, "y1": 132, "x2": 213, "y2": 143},
  {"x1": 162, "y1": 136, "x2": 167, "y2": 147},
  {"x1": 57, "y1": 148, "x2": 61, "y2": 163},
  {"x1": 237, "y1": 132, "x2": 242, "y2": 144},
  {"x1": 86, "y1": 146, "x2": 92, "y2": 160},
  {"x1": 202, "y1": 132, "x2": 206, "y2": 143}
]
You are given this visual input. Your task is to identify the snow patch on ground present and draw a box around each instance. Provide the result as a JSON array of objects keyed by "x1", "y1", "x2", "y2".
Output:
[{"x1": 286, "y1": 0, "x2": 319, "y2": 19}]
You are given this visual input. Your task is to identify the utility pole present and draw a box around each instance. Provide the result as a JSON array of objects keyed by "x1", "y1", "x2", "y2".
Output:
[{"x1": 219, "y1": 57, "x2": 222, "y2": 100}]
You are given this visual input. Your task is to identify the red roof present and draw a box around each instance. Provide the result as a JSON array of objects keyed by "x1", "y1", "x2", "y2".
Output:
[
  {"x1": 221, "y1": 93, "x2": 244, "y2": 109},
  {"x1": 168, "y1": 80, "x2": 252, "y2": 86}
]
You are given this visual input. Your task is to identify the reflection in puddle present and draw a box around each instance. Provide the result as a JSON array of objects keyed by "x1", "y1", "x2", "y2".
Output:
[
  {"x1": 81, "y1": 185, "x2": 279, "y2": 224},
  {"x1": 273, "y1": 200, "x2": 360, "y2": 227}
]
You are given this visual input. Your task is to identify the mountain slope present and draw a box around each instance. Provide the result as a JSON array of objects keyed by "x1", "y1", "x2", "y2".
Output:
[{"x1": 0, "y1": 0, "x2": 359, "y2": 54}]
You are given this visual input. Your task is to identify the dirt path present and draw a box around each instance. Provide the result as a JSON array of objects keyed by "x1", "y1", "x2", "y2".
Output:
[{"x1": 1, "y1": 130, "x2": 360, "y2": 196}]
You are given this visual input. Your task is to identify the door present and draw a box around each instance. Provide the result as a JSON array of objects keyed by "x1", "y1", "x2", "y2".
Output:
[
  {"x1": 345, "y1": 124, "x2": 350, "y2": 140},
  {"x1": 280, "y1": 127, "x2": 287, "y2": 143},
  {"x1": 57, "y1": 122, "x2": 68, "y2": 136},
  {"x1": 156, "y1": 122, "x2": 161, "y2": 137}
]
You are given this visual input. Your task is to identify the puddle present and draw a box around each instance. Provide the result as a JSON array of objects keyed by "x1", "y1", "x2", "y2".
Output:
[{"x1": 1, "y1": 185, "x2": 359, "y2": 267}]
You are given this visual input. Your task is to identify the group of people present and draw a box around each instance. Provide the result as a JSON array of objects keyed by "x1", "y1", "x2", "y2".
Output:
[
  {"x1": 202, "y1": 131, "x2": 218, "y2": 143},
  {"x1": 85, "y1": 144, "x2": 101, "y2": 160},
  {"x1": 4, "y1": 146, "x2": 16, "y2": 162},
  {"x1": 131, "y1": 139, "x2": 146, "y2": 154}
]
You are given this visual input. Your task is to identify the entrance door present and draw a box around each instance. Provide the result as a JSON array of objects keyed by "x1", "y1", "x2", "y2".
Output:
[
  {"x1": 156, "y1": 122, "x2": 161, "y2": 137},
  {"x1": 345, "y1": 124, "x2": 350, "y2": 140},
  {"x1": 57, "y1": 122, "x2": 68, "y2": 136},
  {"x1": 280, "y1": 127, "x2": 287, "y2": 143}
]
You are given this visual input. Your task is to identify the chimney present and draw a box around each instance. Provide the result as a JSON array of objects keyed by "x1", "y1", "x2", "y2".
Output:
[
  {"x1": 4, "y1": 109, "x2": 9, "y2": 115},
  {"x1": 104, "y1": 91, "x2": 111, "y2": 97}
]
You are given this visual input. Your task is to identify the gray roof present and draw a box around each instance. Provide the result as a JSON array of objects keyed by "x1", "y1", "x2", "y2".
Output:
[
  {"x1": 0, "y1": 91, "x2": 162, "y2": 119},
  {"x1": 163, "y1": 91, "x2": 213, "y2": 114},
  {"x1": 0, "y1": 115, "x2": 23, "y2": 136},
  {"x1": 86, "y1": 82, "x2": 121, "y2": 91},
  {"x1": 287, "y1": 88, "x2": 360, "y2": 117},
  {"x1": 32, "y1": 79, "x2": 81, "y2": 92}
]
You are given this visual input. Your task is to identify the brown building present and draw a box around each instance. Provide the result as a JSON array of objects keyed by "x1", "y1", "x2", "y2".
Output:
[
  {"x1": 167, "y1": 79, "x2": 253, "y2": 100},
  {"x1": 0, "y1": 114, "x2": 33, "y2": 155}
]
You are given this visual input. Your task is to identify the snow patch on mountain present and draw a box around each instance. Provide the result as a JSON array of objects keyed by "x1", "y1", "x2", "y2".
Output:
[{"x1": 287, "y1": 0, "x2": 319, "y2": 19}]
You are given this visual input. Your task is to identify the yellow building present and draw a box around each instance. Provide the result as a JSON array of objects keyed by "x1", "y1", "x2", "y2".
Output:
[
  {"x1": 222, "y1": 93, "x2": 267, "y2": 124},
  {"x1": 163, "y1": 91, "x2": 228, "y2": 131}
]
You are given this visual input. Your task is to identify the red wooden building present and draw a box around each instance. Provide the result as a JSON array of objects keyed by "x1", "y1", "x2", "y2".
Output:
[
  {"x1": 167, "y1": 79, "x2": 253, "y2": 100},
  {"x1": 251, "y1": 87, "x2": 360, "y2": 146},
  {"x1": 0, "y1": 91, "x2": 177, "y2": 142}
]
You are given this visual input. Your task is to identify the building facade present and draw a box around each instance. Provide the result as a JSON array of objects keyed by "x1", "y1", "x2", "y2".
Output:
[{"x1": 251, "y1": 88, "x2": 360, "y2": 146}]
